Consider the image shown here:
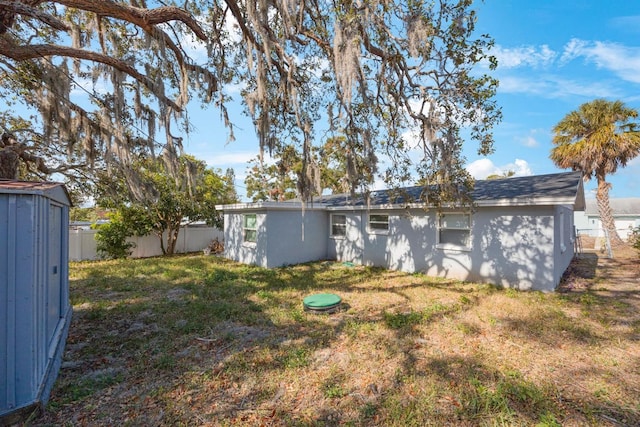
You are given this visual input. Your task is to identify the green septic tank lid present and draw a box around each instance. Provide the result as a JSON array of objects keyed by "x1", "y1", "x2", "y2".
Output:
[{"x1": 303, "y1": 293, "x2": 342, "y2": 311}]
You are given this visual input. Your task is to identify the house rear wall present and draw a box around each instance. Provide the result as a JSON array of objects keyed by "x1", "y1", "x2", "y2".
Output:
[
  {"x1": 327, "y1": 206, "x2": 564, "y2": 291},
  {"x1": 224, "y1": 203, "x2": 575, "y2": 291}
]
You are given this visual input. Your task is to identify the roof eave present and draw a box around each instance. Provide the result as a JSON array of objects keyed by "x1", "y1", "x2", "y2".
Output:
[
  {"x1": 215, "y1": 201, "x2": 328, "y2": 211},
  {"x1": 475, "y1": 196, "x2": 583, "y2": 208},
  {"x1": 325, "y1": 197, "x2": 583, "y2": 211}
]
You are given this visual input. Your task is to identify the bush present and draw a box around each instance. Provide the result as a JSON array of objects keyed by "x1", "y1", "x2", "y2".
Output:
[{"x1": 94, "y1": 217, "x2": 135, "y2": 259}]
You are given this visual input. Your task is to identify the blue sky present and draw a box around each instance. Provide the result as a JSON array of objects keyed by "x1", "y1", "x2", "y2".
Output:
[{"x1": 182, "y1": 1, "x2": 640, "y2": 200}]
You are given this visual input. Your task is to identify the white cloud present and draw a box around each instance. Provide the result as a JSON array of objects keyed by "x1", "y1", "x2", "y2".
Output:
[
  {"x1": 497, "y1": 75, "x2": 620, "y2": 99},
  {"x1": 517, "y1": 128, "x2": 547, "y2": 148},
  {"x1": 487, "y1": 39, "x2": 640, "y2": 100},
  {"x1": 171, "y1": 9, "x2": 244, "y2": 65},
  {"x1": 495, "y1": 39, "x2": 640, "y2": 86},
  {"x1": 585, "y1": 41, "x2": 640, "y2": 84},
  {"x1": 491, "y1": 44, "x2": 557, "y2": 69},
  {"x1": 559, "y1": 38, "x2": 589, "y2": 64},
  {"x1": 627, "y1": 156, "x2": 640, "y2": 167},
  {"x1": 521, "y1": 136, "x2": 539, "y2": 148},
  {"x1": 466, "y1": 158, "x2": 533, "y2": 179},
  {"x1": 202, "y1": 151, "x2": 264, "y2": 167},
  {"x1": 511, "y1": 159, "x2": 533, "y2": 176},
  {"x1": 68, "y1": 76, "x2": 111, "y2": 107},
  {"x1": 466, "y1": 158, "x2": 500, "y2": 179},
  {"x1": 180, "y1": 33, "x2": 209, "y2": 64},
  {"x1": 559, "y1": 38, "x2": 640, "y2": 84}
]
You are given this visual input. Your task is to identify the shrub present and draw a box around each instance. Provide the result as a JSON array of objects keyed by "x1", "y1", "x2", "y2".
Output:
[{"x1": 94, "y1": 216, "x2": 135, "y2": 259}]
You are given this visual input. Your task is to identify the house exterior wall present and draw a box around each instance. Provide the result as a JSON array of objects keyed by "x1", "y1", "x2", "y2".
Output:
[
  {"x1": 574, "y1": 198, "x2": 640, "y2": 240},
  {"x1": 223, "y1": 211, "x2": 268, "y2": 268},
  {"x1": 327, "y1": 206, "x2": 562, "y2": 291},
  {"x1": 327, "y1": 212, "x2": 364, "y2": 264},
  {"x1": 0, "y1": 189, "x2": 72, "y2": 420},
  {"x1": 573, "y1": 210, "x2": 591, "y2": 234},
  {"x1": 465, "y1": 206, "x2": 558, "y2": 291},
  {"x1": 223, "y1": 208, "x2": 328, "y2": 268},
  {"x1": 266, "y1": 209, "x2": 328, "y2": 267},
  {"x1": 553, "y1": 205, "x2": 576, "y2": 287},
  {"x1": 222, "y1": 204, "x2": 573, "y2": 291}
]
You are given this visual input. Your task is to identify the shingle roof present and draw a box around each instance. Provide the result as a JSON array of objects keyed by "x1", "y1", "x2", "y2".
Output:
[
  {"x1": 584, "y1": 198, "x2": 640, "y2": 216},
  {"x1": 314, "y1": 171, "x2": 584, "y2": 208}
]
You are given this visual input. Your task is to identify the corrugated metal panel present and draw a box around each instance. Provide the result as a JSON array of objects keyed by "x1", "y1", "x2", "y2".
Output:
[
  {"x1": 0, "y1": 194, "x2": 17, "y2": 411},
  {"x1": 0, "y1": 183, "x2": 71, "y2": 420}
]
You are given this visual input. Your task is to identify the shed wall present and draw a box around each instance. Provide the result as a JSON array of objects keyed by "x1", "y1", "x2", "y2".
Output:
[{"x1": 0, "y1": 190, "x2": 71, "y2": 419}]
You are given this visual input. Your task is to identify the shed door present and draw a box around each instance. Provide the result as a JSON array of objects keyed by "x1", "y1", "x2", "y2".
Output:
[{"x1": 47, "y1": 204, "x2": 63, "y2": 344}]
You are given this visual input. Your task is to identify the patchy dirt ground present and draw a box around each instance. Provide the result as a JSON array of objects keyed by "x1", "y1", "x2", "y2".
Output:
[
  {"x1": 20, "y1": 250, "x2": 640, "y2": 426},
  {"x1": 561, "y1": 246, "x2": 640, "y2": 303}
]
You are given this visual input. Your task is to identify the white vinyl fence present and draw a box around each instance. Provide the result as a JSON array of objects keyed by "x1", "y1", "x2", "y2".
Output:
[{"x1": 69, "y1": 225, "x2": 223, "y2": 261}]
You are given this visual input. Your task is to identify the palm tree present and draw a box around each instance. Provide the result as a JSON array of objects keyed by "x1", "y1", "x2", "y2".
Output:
[{"x1": 551, "y1": 99, "x2": 640, "y2": 247}]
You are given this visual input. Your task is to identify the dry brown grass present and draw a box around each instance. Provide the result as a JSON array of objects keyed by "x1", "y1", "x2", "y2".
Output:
[{"x1": 32, "y1": 249, "x2": 640, "y2": 426}]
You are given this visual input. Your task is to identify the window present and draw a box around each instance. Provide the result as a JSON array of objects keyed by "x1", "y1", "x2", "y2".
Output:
[
  {"x1": 438, "y1": 212, "x2": 471, "y2": 249},
  {"x1": 331, "y1": 214, "x2": 346, "y2": 237},
  {"x1": 368, "y1": 214, "x2": 389, "y2": 233},
  {"x1": 243, "y1": 214, "x2": 257, "y2": 243}
]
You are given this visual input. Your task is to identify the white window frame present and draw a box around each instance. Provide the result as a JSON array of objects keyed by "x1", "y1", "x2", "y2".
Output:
[
  {"x1": 330, "y1": 214, "x2": 347, "y2": 238},
  {"x1": 368, "y1": 213, "x2": 390, "y2": 234},
  {"x1": 243, "y1": 213, "x2": 257, "y2": 243},
  {"x1": 437, "y1": 212, "x2": 472, "y2": 251},
  {"x1": 560, "y1": 210, "x2": 566, "y2": 253}
]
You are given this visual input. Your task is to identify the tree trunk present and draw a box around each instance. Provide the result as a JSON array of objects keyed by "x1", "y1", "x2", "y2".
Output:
[
  {"x1": 167, "y1": 225, "x2": 180, "y2": 255},
  {"x1": 0, "y1": 148, "x2": 19, "y2": 179},
  {"x1": 157, "y1": 230, "x2": 166, "y2": 255},
  {"x1": 595, "y1": 173, "x2": 625, "y2": 248}
]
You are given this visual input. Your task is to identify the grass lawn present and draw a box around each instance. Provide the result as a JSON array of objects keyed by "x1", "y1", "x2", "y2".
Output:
[{"x1": 34, "y1": 251, "x2": 640, "y2": 426}]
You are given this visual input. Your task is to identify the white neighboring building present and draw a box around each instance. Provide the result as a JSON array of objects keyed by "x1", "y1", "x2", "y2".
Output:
[{"x1": 574, "y1": 198, "x2": 640, "y2": 240}]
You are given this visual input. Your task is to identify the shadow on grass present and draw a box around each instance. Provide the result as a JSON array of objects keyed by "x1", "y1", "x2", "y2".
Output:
[{"x1": 37, "y1": 254, "x2": 640, "y2": 426}]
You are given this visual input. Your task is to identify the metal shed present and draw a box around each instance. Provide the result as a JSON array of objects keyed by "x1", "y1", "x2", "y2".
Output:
[{"x1": 0, "y1": 180, "x2": 72, "y2": 422}]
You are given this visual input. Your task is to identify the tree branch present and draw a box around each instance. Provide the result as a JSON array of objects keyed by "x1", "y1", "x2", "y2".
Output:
[
  {"x1": 0, "y1": 37, "x2": 183, "y2": 111},
  {"x1": 54, "y1": 0, "x2": 207, "y2": 40},
  {"x1": 0, "y1": 0, "x2": 70, "y2": 34}
]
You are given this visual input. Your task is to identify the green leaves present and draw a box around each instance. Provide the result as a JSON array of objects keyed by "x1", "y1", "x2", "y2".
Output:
[
  {"x1": 551, "y1": 99, "x2": 640, "y2": 178},
  {"x1": 551, "y1": 99, "x2": 640, "y2": 246},
  {"x1": 96, "y1": 153, "x2": 237, "y2": 255}
]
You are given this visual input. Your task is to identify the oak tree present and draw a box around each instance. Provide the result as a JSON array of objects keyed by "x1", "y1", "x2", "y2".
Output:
[{"x1": 0, "y1": 0, "x2": 500, "y2": 203}]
